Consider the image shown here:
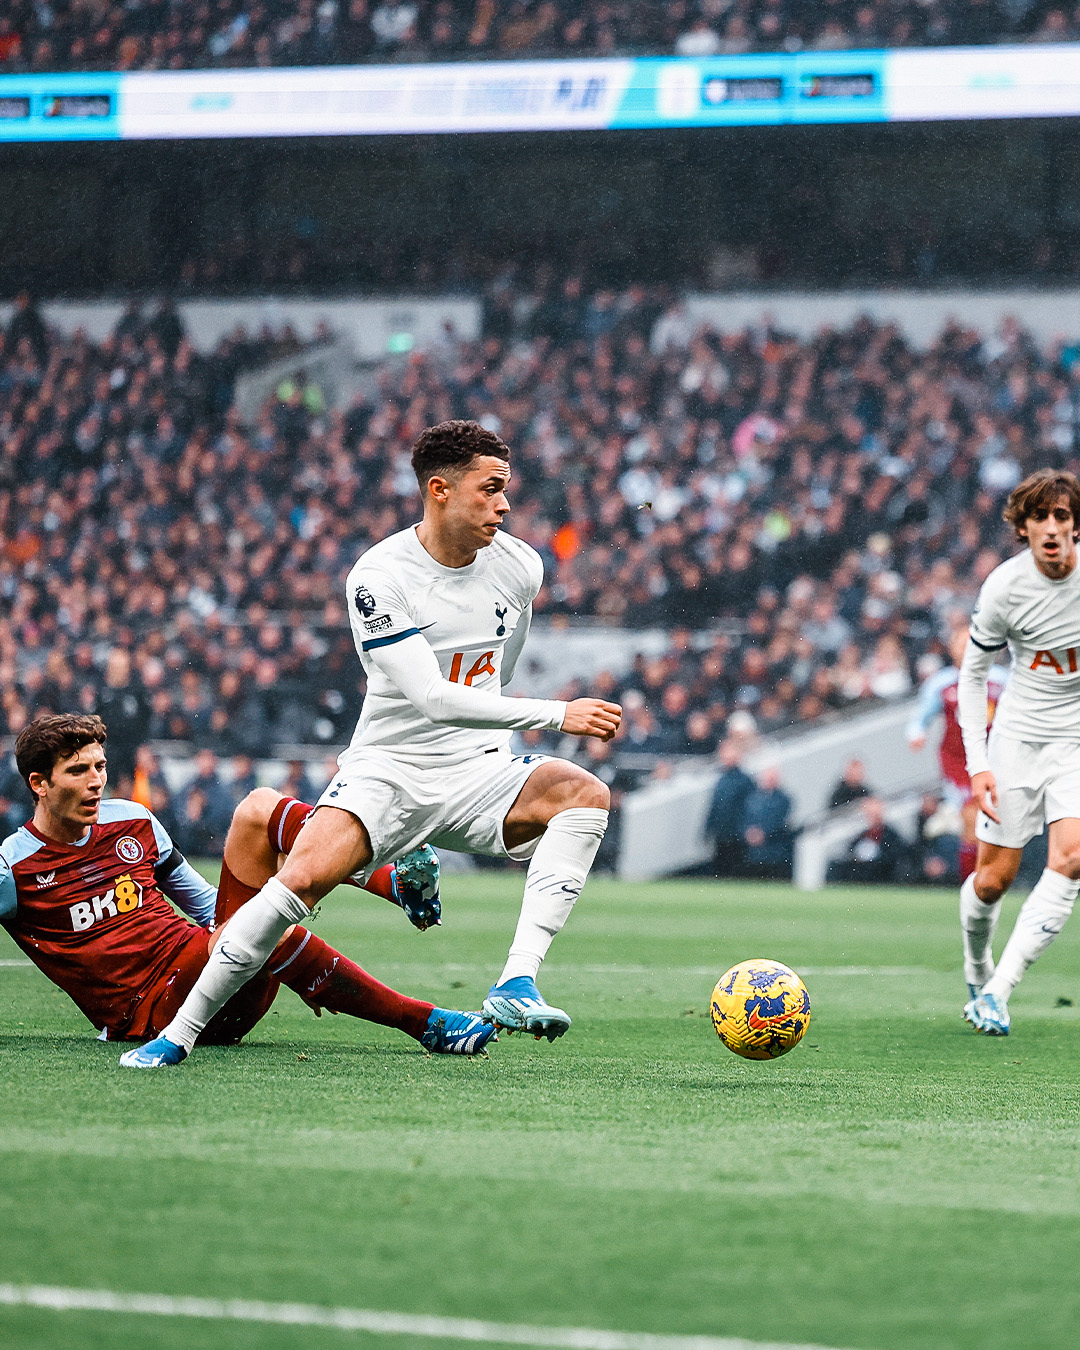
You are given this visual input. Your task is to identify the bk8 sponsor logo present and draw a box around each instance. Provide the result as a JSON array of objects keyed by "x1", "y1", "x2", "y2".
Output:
[{"x1": 69, "y1": 873, "x2": 143, "y2": 932}]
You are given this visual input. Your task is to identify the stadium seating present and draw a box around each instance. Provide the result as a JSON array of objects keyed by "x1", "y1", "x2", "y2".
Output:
[
  {"x1": 3, "y1": 287, "x2": 1068, "y2": 795},
  {"x1": 0, "y1": 0, "x2": 1060, "y2": 74}
]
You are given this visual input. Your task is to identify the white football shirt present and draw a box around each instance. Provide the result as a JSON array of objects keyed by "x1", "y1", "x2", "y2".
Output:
[
  {"x1": 968, "y1": 549, "x2": 1080, "y2": 742},
  {"x1": 341, "y1": 525, "x2": 566, "y2": 765}
]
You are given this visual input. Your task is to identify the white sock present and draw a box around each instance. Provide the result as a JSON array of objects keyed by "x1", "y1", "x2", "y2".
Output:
[
  {"x1": 498, "y1": 807, "x2": 608, "y2": 985},
  {"x1": 960, "y1": 873, "x2": 1001, "y2": 989},
  {"x1": 982, "y1": 868, "x2": 1079, "y2": 1001},
  {"x1": 163, "y1": 877, "x2": 309, "y2": 1052}
]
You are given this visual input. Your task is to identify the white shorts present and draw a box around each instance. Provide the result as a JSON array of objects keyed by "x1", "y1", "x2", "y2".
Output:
[
  {"x1": 315, "y1": 747, "x2": 551, "y2": 878},
  {"x1": 976, "y1": 733, "x2": 1080, "y2": 850}
]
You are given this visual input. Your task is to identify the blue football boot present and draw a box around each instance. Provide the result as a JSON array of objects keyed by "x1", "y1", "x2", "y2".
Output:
[
  {"x1": 118, "y1": 1035, "x2": 188, "y2": 1068},
  {"x1": 420, "y1": 1009, "x2": 498, "y2": 1055},
  {"x1": 391, "y1": 845, "x2": 441, "y2": 931},
  {"x1": 964, "y1": 990, "x2": 1011, "y2": 1035},
  {"x1": 482, "y1": 976, "x2": 571, "y2": 1041}
]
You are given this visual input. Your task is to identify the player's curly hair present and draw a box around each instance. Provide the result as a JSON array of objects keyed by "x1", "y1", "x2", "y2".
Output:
[
  {"x1": 15, "y1": 714, "x2": 108, "y2": 788},
  {"x1": 411, "y1": 419, "x2": 510, "y2": 490}
]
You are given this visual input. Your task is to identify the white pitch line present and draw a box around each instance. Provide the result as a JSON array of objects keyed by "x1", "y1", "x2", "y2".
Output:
[
  {"x1": 0, "y1": 1284, "x2": 851, "y2": 1350},
  {"x1": 381, "y1": 963, "x2": 929, "y2": 979},
  {"x1": 0, "y1": 960, "x2": 32, "y2": 967}
]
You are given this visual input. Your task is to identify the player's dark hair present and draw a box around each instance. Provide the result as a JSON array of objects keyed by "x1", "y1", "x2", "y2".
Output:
[
  {"x1": 15, "y1": 714, "x2": 108, "y2": 788},
  {"x1": 1004, "y1": 469, "x2": 1080, "y2": 541},
  {"x1": 411, "y1": 419, "x2": 510, "y2": 490}
]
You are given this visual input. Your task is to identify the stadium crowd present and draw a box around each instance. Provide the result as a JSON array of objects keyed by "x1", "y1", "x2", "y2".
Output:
[
  {"x1": 1, "y1": 284, "x2": 1076, "y2": 856},
  {"x1": 0, "y1": 0, "x2": 1067, "y2": 74}
]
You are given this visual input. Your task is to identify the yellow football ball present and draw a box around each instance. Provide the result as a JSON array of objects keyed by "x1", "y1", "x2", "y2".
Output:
[{"x1": 710, "y1": 959, "x2": 811, "y2": 1060}]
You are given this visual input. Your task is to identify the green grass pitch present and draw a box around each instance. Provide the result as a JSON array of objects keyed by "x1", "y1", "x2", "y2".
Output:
[{"x1": 2, "y1": 873, "x2": 1080, "y2": 1350}]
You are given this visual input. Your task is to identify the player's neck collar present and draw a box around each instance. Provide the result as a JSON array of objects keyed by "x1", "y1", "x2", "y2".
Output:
[
  {"x1": 410, "y1": 524, "x2": 479, "y2": 574},
  {"x1": 26, "y1": 817, "x2": 93, "y2": 848}
]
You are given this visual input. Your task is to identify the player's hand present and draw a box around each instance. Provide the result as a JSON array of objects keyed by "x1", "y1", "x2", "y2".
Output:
[
  {"x1": 909, "y1": 734, "x2": 926, "y2": 752},
  {"x1": 971, "y1": 770, "x2": 1000, "y2": 824},
  {"x1": 561, "y1": 698, "x2": 622, "y2": 741}
]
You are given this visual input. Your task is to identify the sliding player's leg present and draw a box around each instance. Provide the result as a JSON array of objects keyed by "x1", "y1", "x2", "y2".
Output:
[
  {"x1": 480, "y1": 758, "x2": 609, "y2": 1040},
  {"x1": 130, "y1": 802, "x2": 373, "y2": 1060},
  {"x1": 123, "y1": 790, "x2": 492, "y2": 1065},
  {"x1": 241, "y1": 791, "x2": 440, "y2": 930},
  {"x1": 203, "y1": 794, "x2": 429, "y2": 1045}
]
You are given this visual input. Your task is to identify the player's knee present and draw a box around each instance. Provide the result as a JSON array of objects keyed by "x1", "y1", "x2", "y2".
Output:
[
  {"x1": 974, "y1": 871, "x2": 1008, "y2": 903},
  {"x1": 275, "y1": 856, "x2": 334, "y2": 905},
  {"x1": 233, "y1": 787, "x2": 282, "y2": 835},
  {"x1": 568, "y1": 772, "x2": 610, "y2": 812},
  {"x1": 1049, "y1": 847, "x2": 1080, "y2": 880}
]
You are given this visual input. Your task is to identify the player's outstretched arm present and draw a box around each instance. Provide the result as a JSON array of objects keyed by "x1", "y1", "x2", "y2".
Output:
[
  {"x1": 560, "y1": 698, "x2": 622, "y2": 742},
  {"x1": 906, "y1": 669, "x2": 948, "y2": 751},
  {"x1": 370, "y1": 632, "x2": 567, "y2": 732},
  {"x1": 156, "y1": 848, "x2": 219, "y2": 927}
]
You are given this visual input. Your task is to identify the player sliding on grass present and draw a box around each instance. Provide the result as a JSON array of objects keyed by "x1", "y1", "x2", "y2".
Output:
[
  {"x1": 959, "y1": 469, "x2": 1080, "y2": 1036},
  {"x1": 0, "y1": 714, "x2": 495, "y2": 1056},
  {"x1": 127, "y1": 419, "x2": 621, "y2": 1068}
]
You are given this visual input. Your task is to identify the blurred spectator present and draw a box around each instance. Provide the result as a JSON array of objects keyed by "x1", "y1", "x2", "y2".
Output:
[
  {"x1": 279, "y1": 758, "x2": 320, "y2": 804},
  {"x1": 826, "y1": 797, "x2": 914, "y2": 884},
  {"x1": 6, "y1": 291, "x2": 47, "y2": 367},
  {"x1": 149, "y1": 783, "x2": 181, "y2": 846},
  {"x1": 97, "y1": 649, "x2": 149, "y2": 783},
  {"x1": 914, "y1": 791, "x2": 961, "y2": 883},
  {"x1": 676, "y1": 19, "x2": 721, "y2": 54},
  {"x1": 229, "y1": 754, "x2": 260, "y2": 805},
  {"x1": 741, "y1": 764, "x2": 794, "y2": 879},
  {"x1": 704, "y1": 740, "x2": 754, "y2": 876},
  {"x1": 178, "y1": 750, "x2": 234, "y2": 856},
  {"x1": 828, "y1": 758, "x2": 872, "y2": 810},
  {"x1": 131, "y1": 745, "x2": 169, "y2": 811},
  {"x1": 0, "y1": 749, "x2": 28, "y2": 837}
]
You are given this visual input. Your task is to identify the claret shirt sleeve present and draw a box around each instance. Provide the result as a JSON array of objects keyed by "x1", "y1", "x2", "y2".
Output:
[{"x1": 906, "y1": 668, "x2": 949, "y2": 742}]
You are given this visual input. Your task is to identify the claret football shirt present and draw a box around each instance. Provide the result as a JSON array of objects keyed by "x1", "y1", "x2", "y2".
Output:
[{"x1": 0, "y1": 799, "x2": 215, "y2": 1036}]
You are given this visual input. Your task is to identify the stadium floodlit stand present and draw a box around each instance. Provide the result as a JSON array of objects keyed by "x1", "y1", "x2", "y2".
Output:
[
  {"x1": 0, "y1": 0, "x2": 1063, "y2": 73},
  {"x1": 3, "y1": 282, "x2": 1072, "y2": 851}
]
